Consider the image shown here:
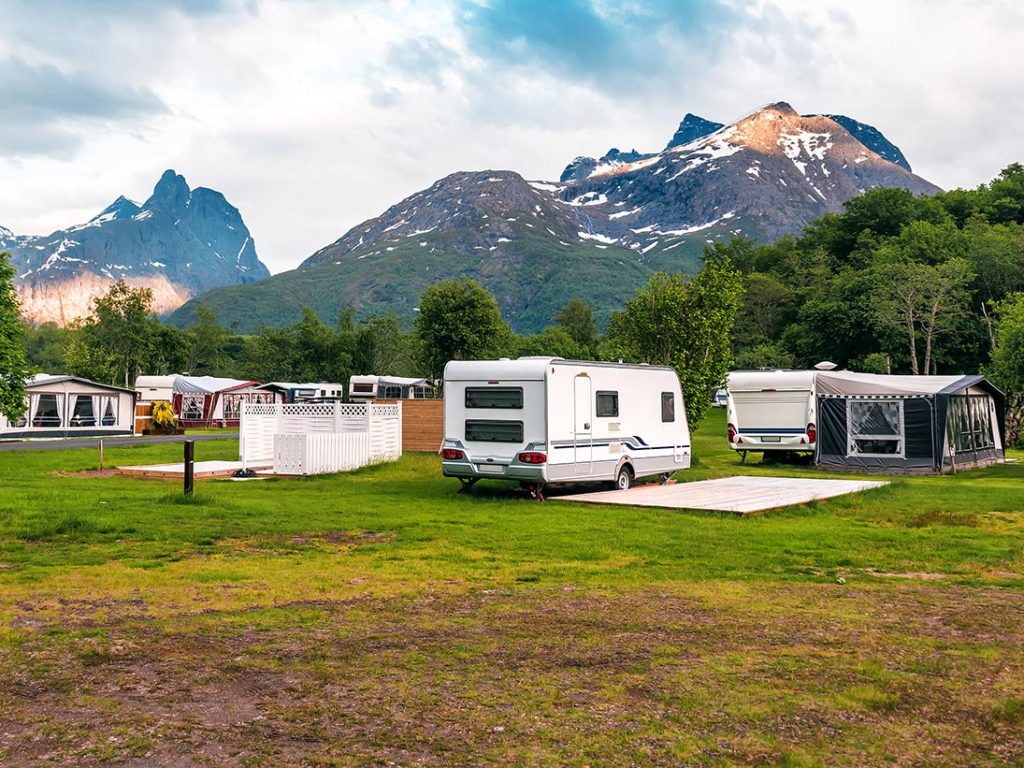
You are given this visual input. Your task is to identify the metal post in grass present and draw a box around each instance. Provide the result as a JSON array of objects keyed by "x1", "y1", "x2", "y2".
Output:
[
  {"x1": 184, "y1": 440, "x2": 195, "y2": 497},
  {"x1": 98, "y1": 439, "x2": 104, "y2": 471}
]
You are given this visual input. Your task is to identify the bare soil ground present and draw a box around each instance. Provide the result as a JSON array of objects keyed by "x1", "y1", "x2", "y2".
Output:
[{"x1": 2, "y1": 583, "x2": 1022, "y2": 767}]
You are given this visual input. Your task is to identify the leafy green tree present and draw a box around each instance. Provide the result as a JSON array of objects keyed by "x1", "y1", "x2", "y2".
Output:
[
  {"x1": 22, "y1": 322, "x2": 72, "y2": 373},
  {"x1": 515, "y1": 326, "x2": 588, "y2": 359},
  {"x1": 66, "y1": 280, "x2": 157, "y2": 387},
  {"x1": 415, "y1": 278, "x2": 512, "y2": 381},
  {"x1": 353, "y1": 313, "x2": 412, "y2": 375},
  {"x1": 185, "y1": 306, "x2": 227, "y2": 375},
  {"x1": 986, "y1": 293, "x2": 1024, "y2": 444},
  {"x1": 606, "y1": 256, "x2": 743, "y2": 428},
  {"x1": 555, "y1": 298, "x2": 598, "y2": 354},
  {"x1": 0, "y1": 253, "x2": 32, "y2": 423}
]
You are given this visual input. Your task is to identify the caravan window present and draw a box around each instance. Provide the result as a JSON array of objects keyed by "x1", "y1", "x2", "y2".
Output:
[
  {"x1": 661, "y1": 392, "x2": 675, "y2": 422},
  {"x1": 847, "y1": 399, "x2": 904, "y2": 457},
  {"x1": 465, "y1": 419, "x2": 523, "y2": 442},
  {"x1": 465, "y1": 387, "x2": 523, "y2": 409},
  {"x1": 596, "y1": 391, "x2": 618, "y2": 417}
]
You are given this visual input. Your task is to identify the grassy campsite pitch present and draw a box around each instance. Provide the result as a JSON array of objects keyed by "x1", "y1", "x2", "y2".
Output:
[{"x1": 0, "y1": 409, "x2": 1022, "y2": 767}]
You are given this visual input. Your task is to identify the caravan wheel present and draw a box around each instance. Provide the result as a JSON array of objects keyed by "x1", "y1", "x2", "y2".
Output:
[{"x1": 614, "y1": 465, "x2": 634, "y2": 491}]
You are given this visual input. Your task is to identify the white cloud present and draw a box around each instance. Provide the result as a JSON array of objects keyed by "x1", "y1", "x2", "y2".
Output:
[{"x1": 0, "y1": 0, "x2": 1021, "y2": 275}]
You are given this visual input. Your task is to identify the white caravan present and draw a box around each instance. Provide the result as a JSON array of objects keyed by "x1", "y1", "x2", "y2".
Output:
[
  {"x1": 441, "y1": 357, "x2": 691, "y2": 496},
  {"x1": 725, "y1": 370, "x2": 817, "y2": 459}
]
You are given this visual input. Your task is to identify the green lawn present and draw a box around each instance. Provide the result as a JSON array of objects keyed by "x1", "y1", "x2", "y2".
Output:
[{"x1": 0, "y1": 410, "x2": 1022, "y2": 766}]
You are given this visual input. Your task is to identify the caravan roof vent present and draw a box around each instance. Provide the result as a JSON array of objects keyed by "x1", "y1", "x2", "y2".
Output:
[{"x1": 814, "y1": 361, "x2": 838, "y2": 371}]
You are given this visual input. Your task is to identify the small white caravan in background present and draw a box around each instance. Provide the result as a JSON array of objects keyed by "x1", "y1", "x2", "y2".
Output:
[
  {"x1": 726, "y1": 369, "x2": 817, "y2": 459},
  {"x1": 348, "y1": 375, "x2": 433, "y2": 402},
  {"x1": 441, "y1": 357, "x2": 691, "y2": 497}
]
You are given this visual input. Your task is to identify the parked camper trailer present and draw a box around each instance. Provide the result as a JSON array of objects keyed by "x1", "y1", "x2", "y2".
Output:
[
  {"x1": 441, "y1": 358, "x2": 691, "y2": 495},
  {"x1": 726, "y1": 370, "x2": 817, "y2": 458},
  {"x1": 349, "y1": 375, "x2": 433, "y2": 402}
]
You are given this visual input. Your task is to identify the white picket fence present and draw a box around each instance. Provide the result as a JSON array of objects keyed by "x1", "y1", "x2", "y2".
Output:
[{"x1": 240, "y1": 401, "x2": 402, "y2": 475}]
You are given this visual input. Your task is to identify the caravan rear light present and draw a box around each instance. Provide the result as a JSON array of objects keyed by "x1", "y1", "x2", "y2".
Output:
[
  {"x1": 441, "y1": 448, "x2": 464, "y2": 461},
  {"x1": 806, "y1": 422, "x2": 817, "y2": 444},
  {"x1": 727, "y1": 423, "x2": 737, "y2": 443},
  {"x1": 517, "y1": 451, "x2": 547, "y2": 464}
]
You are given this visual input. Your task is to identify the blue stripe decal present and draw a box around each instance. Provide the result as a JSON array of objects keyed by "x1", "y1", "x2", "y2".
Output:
[
  {"x1": 737, "y1": 428, "x2": 805, "y2": 434},
  {"x1": 551, "y1": 443, "x2": 687, "y2": 451}
]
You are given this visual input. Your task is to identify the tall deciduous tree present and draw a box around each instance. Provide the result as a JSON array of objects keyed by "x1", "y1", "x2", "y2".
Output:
[
  {"x1": 555, "y1": 298, "x2": 598, "y2": 354},
  {"x1": 606, "y1": 256, "x2": 743, "y2": 428},
  {"x1": 415, "y1": 278, "x2": 511, "y2": 381},
  {"x1": 986, "y1": 293, "x2": 1024, "y2": 444},
  {"x1": 0, "y1": 252, "x2": 31, "y2": 423},
  {"x1": 66, "y1": 280, "x2": 157, "y2": 387},
  {"x1": 185, "y1": 306, "x2": 227, "y2": 375}
]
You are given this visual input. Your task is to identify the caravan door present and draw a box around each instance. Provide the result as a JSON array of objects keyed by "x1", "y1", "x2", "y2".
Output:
[{"x1": 573, "y1": 374, "x2": 593, "y2": 474}]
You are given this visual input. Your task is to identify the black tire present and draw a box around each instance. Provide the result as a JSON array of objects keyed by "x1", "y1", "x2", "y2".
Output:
[{"x1": 614, "y1": 465, "x2": 633, "y2": 491}]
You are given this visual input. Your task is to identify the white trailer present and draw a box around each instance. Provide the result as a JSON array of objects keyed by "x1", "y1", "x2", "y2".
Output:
[
  {"x1": 725, "y1": 370, "x2": 817, "y2": 459},
  {"x1": 441, "y1": 357, "x2": 691, "y2": 497}
]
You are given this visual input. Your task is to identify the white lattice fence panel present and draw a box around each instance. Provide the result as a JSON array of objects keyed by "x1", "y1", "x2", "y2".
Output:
[
  {"x1": 273, "y1": 432, "x2": 370, "y2": 475},
  {"x1": 369, "y1": 402, "x2": 402, "y2": 462},
  {"x1": 239, "y1": 402, "x2": 281, "y2": 464}
]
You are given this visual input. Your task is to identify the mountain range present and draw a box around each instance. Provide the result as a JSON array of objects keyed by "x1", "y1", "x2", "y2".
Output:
[
  {"x1": 1, "y1": 170, "x2": 269, "y2": 325},
  {"x1": 169, "y1": 102, "x2": 939, "y2": 333}
]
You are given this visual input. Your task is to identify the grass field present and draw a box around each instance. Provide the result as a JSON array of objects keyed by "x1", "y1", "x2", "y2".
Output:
[{"x1": 1, "y1": 410, "x2": 1022, "y2": 766}]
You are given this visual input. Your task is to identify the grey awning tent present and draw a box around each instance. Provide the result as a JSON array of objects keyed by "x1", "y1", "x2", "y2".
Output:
[{"x1": 814, "y1": 371, "x2": 1005, "y2": 473}]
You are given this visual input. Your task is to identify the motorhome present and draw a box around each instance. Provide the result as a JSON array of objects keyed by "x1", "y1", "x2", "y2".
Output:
[
  {"x1": 725, "y1": 370, "x2": 817, "y2": 459},
  {"x1": 441, "y1": 357, "x2": 691, "y2": 497}
]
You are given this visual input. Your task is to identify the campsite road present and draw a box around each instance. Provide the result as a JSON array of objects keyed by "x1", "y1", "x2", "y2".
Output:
[{"x1": 0, "y1": 433, "x2": 238, "y2": 452}]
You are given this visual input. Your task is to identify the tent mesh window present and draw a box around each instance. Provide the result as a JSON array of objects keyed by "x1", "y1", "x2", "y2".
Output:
[
  {"x1": 847, "y1": 399, "x2": 903, "y2": 457},
  {"x1": 949, "y1": 394, "x2": 995, "y2": 453},
  {"x1": 182, "y1": 395, "x2": 205, "y2": 421}
]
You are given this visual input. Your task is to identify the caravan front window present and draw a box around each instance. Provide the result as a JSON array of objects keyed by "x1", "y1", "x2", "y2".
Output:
[
  {"x1": 465, "y1": 387, "x2": 523, "y2": 409},
  {"x1": 847, "y1": 399, "x2": 904, "y2": 457},
  {"x1": 465, "y1": 420, "x2": 523, "y2": 442}
]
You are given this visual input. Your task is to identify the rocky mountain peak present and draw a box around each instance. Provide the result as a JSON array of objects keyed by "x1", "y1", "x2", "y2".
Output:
[
  {"x1": 91, "y1": 195, "x2": 142, "y2": 224},
  {"x1": 146, "y1": 169, "x2": 191, "y2": 209},
  {"x1": 666, "y1": 113, "x2": 725, "y2": 149}
]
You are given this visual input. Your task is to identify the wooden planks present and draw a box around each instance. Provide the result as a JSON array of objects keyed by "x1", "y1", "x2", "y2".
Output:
[
  {"x1": 115, "y1": 460, "x2": 271, "y2": 480},
  {"x1": 377, "y1": 399, "x2": 443, "y2": 453},
  {"x1": 553, "y1": 475, "x2": 887, "y2": 514}
]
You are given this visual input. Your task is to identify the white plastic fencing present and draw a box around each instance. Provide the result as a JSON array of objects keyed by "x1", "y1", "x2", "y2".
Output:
[
  {"x1": 274, "y1": 432, "x2": 370, "y2": 475},
  {"x1": 240, "y1": 401, "x2": 402, "y2": 475}
]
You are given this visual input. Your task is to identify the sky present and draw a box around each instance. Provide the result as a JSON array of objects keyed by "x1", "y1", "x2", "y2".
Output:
[{"x1": 1, "y1": 0, "x2": 1022, "y2": 274}]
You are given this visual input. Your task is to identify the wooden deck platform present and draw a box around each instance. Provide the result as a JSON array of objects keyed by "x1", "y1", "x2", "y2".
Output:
[
  {"x1": 552, "y1": 475, "x2": 887, "y2": 515},
  {"x1": 115, "y1": 460, "x2": 272, "y2": 480}
]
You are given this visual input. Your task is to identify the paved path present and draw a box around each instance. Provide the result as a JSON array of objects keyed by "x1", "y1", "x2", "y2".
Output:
[{"x1": 0, "y1": 433, "x2": 238, "y2": 452}]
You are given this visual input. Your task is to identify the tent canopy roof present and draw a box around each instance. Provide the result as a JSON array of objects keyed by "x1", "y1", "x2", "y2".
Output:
[
  {"x1": 29, "y1": 374, "x2": 134, "y2": 394},
  {"x1": 172, "y1": 376, "x2": 259, "y2": 394},
  {"x1": 815, "y1": 371, "x2": 990, "y2": 397}
]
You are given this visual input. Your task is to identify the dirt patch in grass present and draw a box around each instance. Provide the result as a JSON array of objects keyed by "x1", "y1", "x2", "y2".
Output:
[
  {"x1": 863, "y1": 568, "x2": 947, "y2": 580},
  {"x1": 53, "y1": 469, "x2": 119, "y2": 478},
  {"x1": 1, "y1": 583, "x2": 1022, "y2": 767}
]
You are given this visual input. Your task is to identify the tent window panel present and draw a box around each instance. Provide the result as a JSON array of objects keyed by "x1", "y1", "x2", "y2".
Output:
[
  {"x1": 70, "y1": 394, "x2": 96, "y2": 427},
  {"x1": 182, "y1": 395, "x2": 205, "y2": 420},
  {"x1": 224, "y1": 394, "x2": 242, "y2": 420},
  {"x1": 100, "y1": 396, "x2": 118, "y2": 426},
  {"x1": 847, "y1": 399, "x2": 904, "y2": 458},
  {"x1": 32, "y1": 394, "x2": 63, "y2": 427}
]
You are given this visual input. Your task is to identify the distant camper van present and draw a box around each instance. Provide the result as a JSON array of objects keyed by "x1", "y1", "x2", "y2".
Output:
[
  {"x1": 441, "y1": 357, "x2": 692, "y2": 496},
  {"x1": 726, "y1": 370, "x2": 817, "y2": 458}
]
